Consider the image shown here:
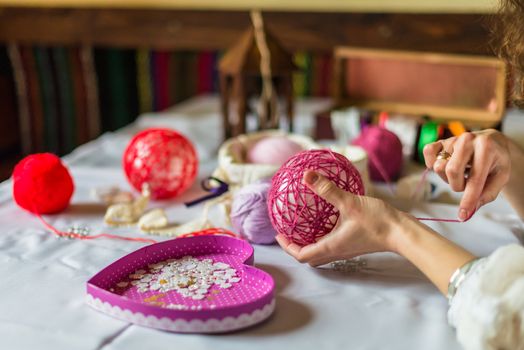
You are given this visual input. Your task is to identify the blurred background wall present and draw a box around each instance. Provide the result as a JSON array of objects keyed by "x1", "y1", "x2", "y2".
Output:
[{"x1": 0, "y1": 1, "x2": 498, "y2": 179}]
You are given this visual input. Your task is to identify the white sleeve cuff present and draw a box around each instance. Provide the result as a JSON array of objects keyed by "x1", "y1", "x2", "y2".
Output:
[{"x1": 448, "y1": 244, "x2": 524, "y2": 350}]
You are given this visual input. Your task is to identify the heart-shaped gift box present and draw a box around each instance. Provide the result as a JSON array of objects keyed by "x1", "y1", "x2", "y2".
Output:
[{"x1": 86, "y1": 235, "x2": 275, "y2": 333}]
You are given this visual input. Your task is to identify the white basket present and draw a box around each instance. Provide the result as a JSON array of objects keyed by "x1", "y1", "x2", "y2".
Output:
[{"x1": 213, "y1": 130, "x2": 371, "y2": 194}]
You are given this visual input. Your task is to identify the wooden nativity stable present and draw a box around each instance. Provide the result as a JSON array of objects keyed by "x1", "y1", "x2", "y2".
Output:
[{"x1": 218, "y1": 26, "x2": 296, "y2": 139}]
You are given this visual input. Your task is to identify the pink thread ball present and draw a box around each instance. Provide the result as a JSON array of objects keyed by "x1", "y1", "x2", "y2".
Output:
[
  {"x1": 352, "y1": 126, "x2": 403, "y2": 182},
  {"x1": 267, "y1": 149, "x2": 365, "y2": 246},
  {"x1": 12, "y1": 153, "x2": 75, "y2": 214},
  {"x1": 123, "y1": 128, "x2": 198, "y2": 199},
  {"x1": 247, "y1": 136, "x2": 304, "y2": 166}
]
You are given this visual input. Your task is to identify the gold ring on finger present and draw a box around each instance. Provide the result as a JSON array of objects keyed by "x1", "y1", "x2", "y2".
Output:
[{"x1": 436, "y1": 150, "x2": 452, "y2": 161}]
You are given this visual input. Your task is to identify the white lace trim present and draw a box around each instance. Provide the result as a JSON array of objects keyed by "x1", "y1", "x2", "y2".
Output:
[{"x1": 86, "y1": 294, "x2": 275, "y2": 333}]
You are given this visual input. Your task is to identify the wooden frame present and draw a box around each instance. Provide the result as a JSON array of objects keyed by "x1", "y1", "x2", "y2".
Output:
[
  {"x1": 333, "y1": 47, "x2": 506, "y2": 126},
  {"x1": 0, "y1": 0, "x2": 497, "y2": 13},
  {"x1": 0, "y1": 8, "x2": 494, "y2": 54}
]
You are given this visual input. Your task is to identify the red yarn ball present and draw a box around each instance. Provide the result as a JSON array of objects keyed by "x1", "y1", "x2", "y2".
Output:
[
  {"x1": 352, "y1": 126, "x2": 403, "y2": 182},
  {"x1": 12, "y1": 153, "x2": 75, "y2": 214},
  {"x1": 267, "y1": 149, "x2": 364, "y2": 246},
  {"x1": 123, "y1": 128, "x2": 198, "y2": 199}
]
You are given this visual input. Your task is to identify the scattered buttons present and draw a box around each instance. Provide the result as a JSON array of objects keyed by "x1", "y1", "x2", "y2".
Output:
[{"x1": 128, "y1": 256, "x2": 241, "y2": 300}]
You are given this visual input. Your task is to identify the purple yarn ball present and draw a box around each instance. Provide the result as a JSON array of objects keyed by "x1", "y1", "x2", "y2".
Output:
[{"x1": 230, "y1": 181, "x2": 277, "y2": 245}]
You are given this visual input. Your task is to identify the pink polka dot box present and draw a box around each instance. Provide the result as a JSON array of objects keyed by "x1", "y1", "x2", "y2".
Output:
[{"x1": 86, "y1": 235, "x2": 275, "y2": 333}]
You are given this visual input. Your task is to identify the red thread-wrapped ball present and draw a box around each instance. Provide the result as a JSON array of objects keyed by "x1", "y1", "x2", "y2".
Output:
[
  {"x1": 267, "y1": 149, "x2": 364, "y2": 246},
  {"x1": 123, "y1": 128, "x2": 198, "y2": 199},
  {"x1": 12, "y1": 153, "x2": 75, "y2": 214}
]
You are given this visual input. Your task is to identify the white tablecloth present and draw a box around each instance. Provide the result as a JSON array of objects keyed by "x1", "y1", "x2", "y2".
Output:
[{"x1": 0, "y1": 96, "x2": 521, "y2": 350}]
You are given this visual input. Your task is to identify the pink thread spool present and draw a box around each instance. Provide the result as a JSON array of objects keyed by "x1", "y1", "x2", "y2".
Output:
[
  {"x1": 352, "y1": 126, "x2": 403, "y2": 182},
  {"x1": 267, "y1": 149, "x2": 365, "y2": 246}
]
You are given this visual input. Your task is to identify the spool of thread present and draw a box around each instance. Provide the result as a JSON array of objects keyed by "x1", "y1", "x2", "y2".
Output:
[
  {"x1": 352, "y1": 126, "x2": 403, "y2": 182},
  {"x1": 417, "y1": 121, "x2": 444, "y2": 162},
  {"x1": 378, "y1": 111, "x2": 389, "y2": 127},
  {"x1": 396, "y1": 173, "x2": 433, "y2": 201},
  {"x1": 230, "y1": 181, "x2": 276, "y2": 245},
  {"x1": 12, "y1": 153, "x2": 75, "y2": 214},
  {"x1": 247, "y1": 136, "x2": 304, "y2": 166},
  {"x1": 448, "y1": 121, "x2": 467, "y2": 137}
]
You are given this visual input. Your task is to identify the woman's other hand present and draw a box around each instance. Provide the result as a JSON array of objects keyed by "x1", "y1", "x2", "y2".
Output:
[{"x1": 423, "y1": 130, "x2": 512, "y2": 221}]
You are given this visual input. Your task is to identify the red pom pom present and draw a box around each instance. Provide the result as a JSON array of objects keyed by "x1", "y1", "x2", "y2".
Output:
[
  {"x1": 123, "y1": 128, "x2": 198, "y2": 199},
  {"x1": 12, "y1": 153, "x2": 75, "y2": 214},
  {"x1": 267, "y1": 149, "x2": 364, "y2": 246}
]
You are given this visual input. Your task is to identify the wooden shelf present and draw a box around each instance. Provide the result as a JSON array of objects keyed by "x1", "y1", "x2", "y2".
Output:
[
  {"x1": 0, "y1": 0, "x2": 497, "y2": 13},
  {"x1": 0, "y1": 8, "x2": 494, "y2": 54},
  {"x1": 333, "y1": 47, "x2": 506, "y2": 127}
]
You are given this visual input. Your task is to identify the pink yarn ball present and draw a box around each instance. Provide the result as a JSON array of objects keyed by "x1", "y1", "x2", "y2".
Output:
[
  {"x1": 267, "y1": 149, "x2": 364, "y2": 246},
  {"x1": 352, "y1": 126, "x2": 403, "y2": 182},
  {"x1": 247, "y1": 136, "x2": 304, "y2": 166},
  {"x1": 123, "y1": 128, "x2": 198, "y2": 199}
]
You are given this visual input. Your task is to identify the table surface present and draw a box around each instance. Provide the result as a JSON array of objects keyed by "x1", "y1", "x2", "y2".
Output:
[{"x1": 0, "y1": 95, "x2": 521, "y2": 350}]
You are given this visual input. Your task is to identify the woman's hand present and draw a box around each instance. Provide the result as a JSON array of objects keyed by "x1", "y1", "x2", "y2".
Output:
[
  {"x1": 423, "y1": 130, "x2": 512, "y2": 221},
  {"x1": 277, "y1": 170, "x2": 476, "y2": 295},
  {"x1": 276, "y1": 170, "x2": 411, "y2": 267}
]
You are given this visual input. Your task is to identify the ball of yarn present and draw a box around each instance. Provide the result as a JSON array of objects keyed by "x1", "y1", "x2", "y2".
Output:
[
  {"x1": 230, "y1": 181, "x2": 276, "y2": 245},
  {"x1": 267, "y1": 149, "x2": 364, "y2": 246},
  {"x1": 123, "y1": 128, "x2": 198, "y2": 199},
  {"x1": 247, "y1": 136, "x2": 304, "y2": 166},
  {"x1": 12, "y1": 153, "x2": 75, "y2": 214},
  {"x1": 352, "y1": 126, "x2": 403, "y2": 182}
]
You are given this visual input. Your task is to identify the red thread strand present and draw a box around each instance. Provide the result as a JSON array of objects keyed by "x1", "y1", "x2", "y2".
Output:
[
  {"x1": 366, "y1": 151, "x2": 396, "y2": 196},
  {"x1": 416, "y1": 217, "x2": 462, "y2": 223},
  {"x1": 36, "y1": 213, "x2": 239, "y2": 243},
  {"x1": 411, "y1": 168, "x2": 430, "y2": 201},
  {"x1": 361, "y1": 151, "x2": 466, "y2": 223},
  {"x1": 178, "y1": 228, "x2": 238, "y2": 238},
  {"x1": 351, "y1": 125, "x2": 466, "y2": 223},
  {"x1": 411, "y1": 168, "x2": 466, "y2": 223},
  {"x1": 36, "y1": 213, "x2": 159, "y2": 243}
]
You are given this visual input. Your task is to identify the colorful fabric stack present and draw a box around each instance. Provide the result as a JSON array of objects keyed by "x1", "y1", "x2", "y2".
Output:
[{"x1": 2, "y1": 45, "x2": 333, "y2": 155}]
